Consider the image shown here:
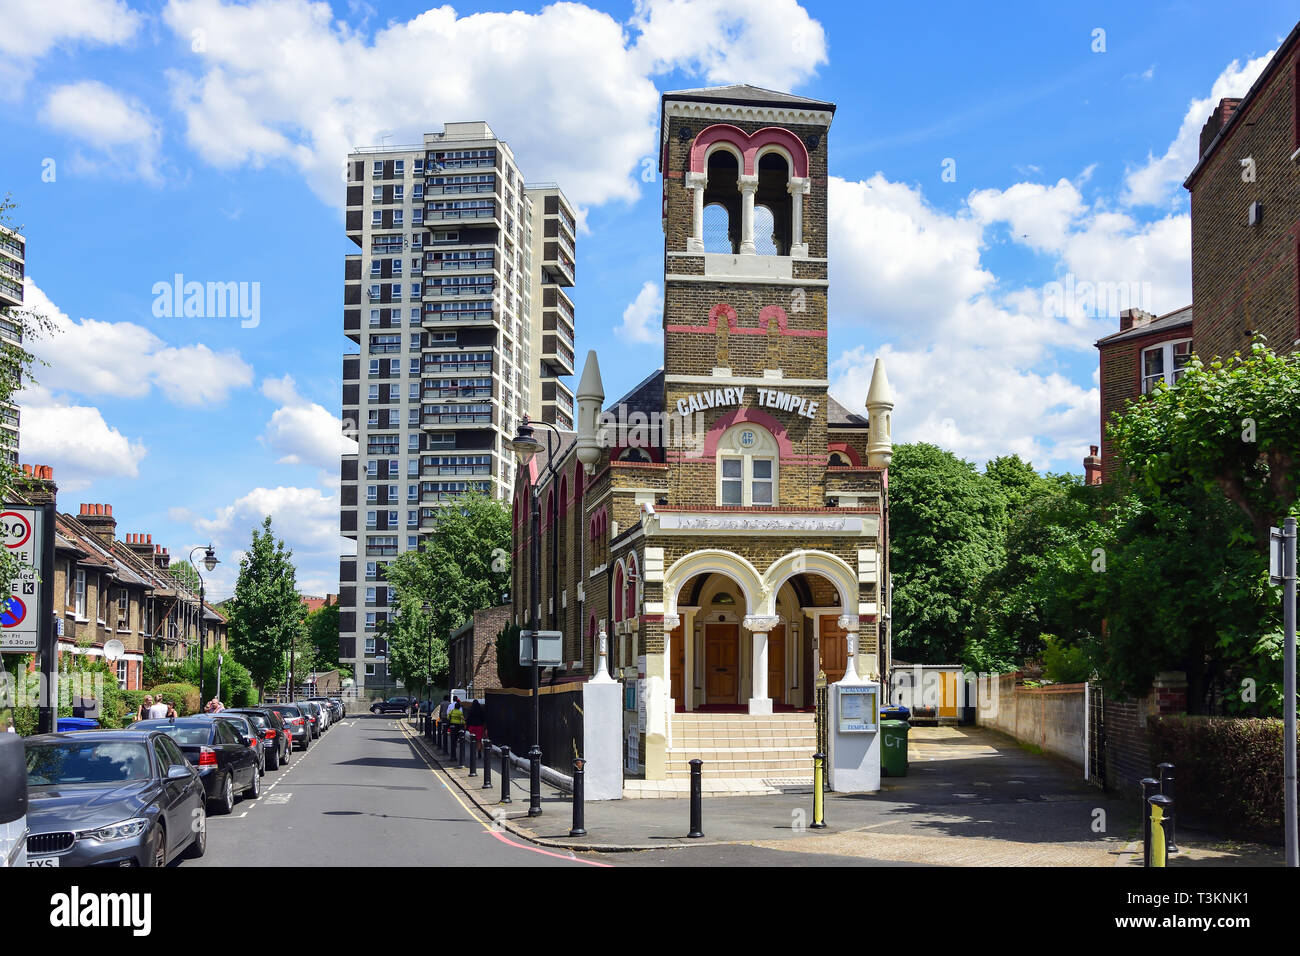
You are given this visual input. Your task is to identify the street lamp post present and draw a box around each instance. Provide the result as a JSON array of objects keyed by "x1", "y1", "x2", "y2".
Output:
[
  {"x1": 423, "y1": 600, "x2": 433, "y2": 736},
  {"x1": 188, "y1": 544, "x2": 219, "y2": 706},
  {"x1": 510, "y1": 418, "x2": 560, "y2": 818}
]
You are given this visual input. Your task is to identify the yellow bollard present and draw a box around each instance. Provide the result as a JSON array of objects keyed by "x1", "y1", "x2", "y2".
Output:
[
  {"x1": 811, "y1": 752, "x2": 827, "y2": 829},
  {"x1": 1148, "y1": 794, "x2": 1173, "y2": 868}
]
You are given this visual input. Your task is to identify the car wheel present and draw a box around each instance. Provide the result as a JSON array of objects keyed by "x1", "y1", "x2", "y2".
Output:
[
  {"x1": 244, "y1": 764, "x2": 261, "y2": 800},
  {"x1": 300, "y1": 735, "x2": 309, "y2": 751},
  {"x1": 267, "y1": 747, "x2": 279, "y2": 771},
  {"x1": 150, "y1": 824, "x2": 167, "y2": 868},
  {"x1": 210, "y1": 773, "x2": 235, "y2": 814},
  {"x1": 282, "y1": 741, "x2": 291, "y2": 764},
  {"x1": 185, "y1": 807, "x2": 207, "y2": 859}
]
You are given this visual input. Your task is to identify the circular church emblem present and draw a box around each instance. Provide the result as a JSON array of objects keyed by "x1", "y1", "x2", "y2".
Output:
[{"x1": 739, "y1": 429, "x2": 756, "y2": 448}]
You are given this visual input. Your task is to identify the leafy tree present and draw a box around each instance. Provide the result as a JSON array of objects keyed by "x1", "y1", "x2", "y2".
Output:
[
  {"x1": 495, "y1": 622, "x2": 529, "y2": 689},
  {"x1": 889, "y1": 443, "x2": 1007, "y2": 663},
  {"x1": 384, "y1": 491, "x2": 511, "y2": 662},
  {"x1": 226, "y1": 516, "x2": 302, "y2": 696},
  {"x1": 382, "y1": 595, "x2": 444, "y2": 695},
  {"x1": 1110, "y1": 340, "x2": 1299, "y2": 548},
  {"x1": 305, "y1": 602, "x2": 341, "y2": 669}
]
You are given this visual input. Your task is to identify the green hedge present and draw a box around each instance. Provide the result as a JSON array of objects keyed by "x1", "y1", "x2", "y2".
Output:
[
  {"x1": 147, "y1": 682, "x2": 201, "y2": 716},
  {"x1": 1149, "y1": 715, "x2": 1291, "y2": 840}
]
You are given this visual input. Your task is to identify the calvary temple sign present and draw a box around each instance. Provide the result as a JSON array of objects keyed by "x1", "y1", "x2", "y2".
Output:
[{"x1": 676, "y1": 386, "x2": 819, "y2": 421}]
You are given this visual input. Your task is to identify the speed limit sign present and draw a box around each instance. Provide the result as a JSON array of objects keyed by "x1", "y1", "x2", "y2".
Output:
[{"x1": 0, "y1": 507, "x2": 42, "y2": 650}]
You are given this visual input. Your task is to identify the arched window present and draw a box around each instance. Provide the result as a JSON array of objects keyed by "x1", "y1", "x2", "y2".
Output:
[
  {"x1": 829, "y1": 452, "x2": 849, "y2": 467},
  {"x1": 715, "y1": 422, "x2": 779, "y2": 507},
  {"x1": 613, "y1": 564, "x2": 625, "y2": 622},
  {"x1": 624, "y1": 554, "x2": 639, "y2": 621},
  {"x1": 617, "y1": 446, "x2": 651, "y2": 463},
  {"x1": 702, "y1": 149, "x2": 740, "y2": 253},
  {"x1": 558, "y1": 475, "x2": 568, "y2": 518},
  {"x1": 754, "y1": 152, "x2": 792, "y2": 255}
]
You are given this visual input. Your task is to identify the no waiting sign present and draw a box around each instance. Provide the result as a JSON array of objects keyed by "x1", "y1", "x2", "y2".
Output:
[{"x1": 0, "y1": 508, "x2": 43, "y2": 651}]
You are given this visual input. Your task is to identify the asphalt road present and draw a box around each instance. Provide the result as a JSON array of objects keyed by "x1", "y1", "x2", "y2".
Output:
[
  {"x1": 186, "y1": 713, "x2": 906, "y2": 867},
  {"x1": 190, "y1": 713, "x2": 604, "y2": 867}
]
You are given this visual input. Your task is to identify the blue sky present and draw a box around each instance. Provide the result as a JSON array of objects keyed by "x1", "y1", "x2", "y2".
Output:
[{"x1": 2, "y1": 0, "x2": 1295, "y2": 596}]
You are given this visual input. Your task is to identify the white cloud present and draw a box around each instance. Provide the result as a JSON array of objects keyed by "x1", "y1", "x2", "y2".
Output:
[
  {"x1": 23, "y1": 279, "x2": 253, "y2": 405},
  {"x1": 17, "y1": 386, "x2": 147, "y2": 491},
  {"x1": 160, "y1": 0, "x2": 828, "y2": 208},
  {"x1": 1122, "y1": 49, "x2": 1273, "y2": 208},
  {"x1": 615, "y1": 281, "x2": 663, "y2": 345},
  {"x1": 968, "y1": 178, "x2": 1087, "y2": 254},
  {"x1": 41, "y1": 80, "x2": 163, "y2": 181},
  {"x1": 630, "y1": 0, "x2": 827, "y2": 91},
  {"x1": 0, "y1": 0, "x2": 141, "y2": 92},
  {"x1": 191, "y1": 484, "x2": 345, "y2": 599},
  {"x1": 259, "y1": 374, "x2": 357, "y2": 469}
]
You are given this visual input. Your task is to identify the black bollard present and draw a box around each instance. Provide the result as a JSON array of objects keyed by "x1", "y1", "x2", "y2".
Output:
[
  {"x1": 1140, "y1": 777, "x2": 1160, "y2": 867},
  {"x1": 482, "y1": 739, "x2": 493, "y2": 789},
  {"x1": 468, "y1": 734, "x2": 478, "y2": 777},
  {"x1": 570, "y1": 758, "x2": 587, "y2": 838},
  {"x1": 1157, "y1": 762, "x2": 1178, "y2": 854},
  {"x1": 528, "y1": 745, "x2": 543, "y2": 817},
  {"x1": 500, "y1": 746, "x2": 512, "y2": 804},
  {"x1": 456, "y1": 728, "x2": 465, "y2": 767},
  {"x1": 688, "y1": 758, "x2": 704, "y2": 838},
  {"x1": 424, "y1": 712, "x2": 431, "y2": 738},
  {"x1": 437, "y1": 722, "x2": 445, "y2": 751}
]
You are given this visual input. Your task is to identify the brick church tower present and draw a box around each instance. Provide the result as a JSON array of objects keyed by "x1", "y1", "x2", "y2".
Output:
[{"x1": 513, "y1": 85, "x2": 895, "y2": 786}]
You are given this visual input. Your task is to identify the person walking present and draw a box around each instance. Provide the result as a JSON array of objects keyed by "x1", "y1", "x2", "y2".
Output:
[
  {"x1": 136, "y1": 695, "x2": 154, "y2": 722},
  {"x1": 466, "y1": 698, "x2": 486, "y2": 754},
  {"x1": 147, "y1": 695, "x2": 170, "y2": 719}
]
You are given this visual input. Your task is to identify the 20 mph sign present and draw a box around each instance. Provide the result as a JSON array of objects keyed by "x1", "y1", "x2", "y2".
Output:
[{"x1": 0, "y1": 508, "x2": 42, "y2": 651}]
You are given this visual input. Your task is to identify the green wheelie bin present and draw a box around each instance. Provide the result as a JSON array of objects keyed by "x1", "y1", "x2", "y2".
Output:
[{"x1": 879, "y1": 719, "x2": 910, "y2": 777}]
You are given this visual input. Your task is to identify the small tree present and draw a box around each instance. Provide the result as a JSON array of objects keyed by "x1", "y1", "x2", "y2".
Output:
[{"x1": 227, "y1": 516, "x2": 302, "y2": 696}]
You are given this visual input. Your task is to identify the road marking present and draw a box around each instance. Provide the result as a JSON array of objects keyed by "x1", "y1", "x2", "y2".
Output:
[
  {"x1": 397, "y1": 721, "x2": 608, "y2": 868},
  {"x1": 264, "y1": 792, "x2": 292, "y2": 805}
]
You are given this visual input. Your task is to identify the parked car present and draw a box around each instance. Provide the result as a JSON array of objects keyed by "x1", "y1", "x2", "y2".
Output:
[
  {"x1": 132, "y1": 717, "x2": 261, "y2": 813},
  {"x1": 224, "y1": 707, "x2": 290, "y2": 770},
  {"x1": 309, "y1": 697, "x2": 343, "y2": 723},
  {"x1": 295, "y1": 701, "x2": 323, "y2": 738},
  {"x1": 212, "y1": 713, "x2": 266, "y2": 776},
  {"x1": 266, "y1": 704, "x2": 310, "y2": 751},
  {"x1": 22, "y1": 730, "x2": 206, "y2": 867},
  {"x1": 331, "y1": 697, "x2": 346, "y2": 718},
  {"x1": 0, "y1": 733, "x2": 27, "y2": 868},
  {"x1": 370, "y1": 697, "x2": 410, "y2": 715}
]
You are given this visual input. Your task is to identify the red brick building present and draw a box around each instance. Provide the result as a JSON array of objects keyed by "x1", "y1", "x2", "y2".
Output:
[
  {"x1": 1183, "y1": 21, "x2": 1300, "y2": 362},
  {"x1": 1094, "y1": 305, "x2": 1193, "y2": 479}
]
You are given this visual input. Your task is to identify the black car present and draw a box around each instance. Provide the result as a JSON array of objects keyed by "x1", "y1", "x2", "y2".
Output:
[
  {"x1": 266, "y1": 704, "x2": 310, "y2": 751},
  {"x1": 225, "y1": 707, "x2": 290, "y2": 770},
  {"x1": 212, "y1": 713, "x2": 265, "y2": 776},
  {"x1": 132, "y1": 717, "x2": 261, "y2": 814},
  {"x1": 23, "y1": 730, "x2": 207, "y2": 867},
  {"x1": 370, "y1": 697, "x2": 410, "y2": 715}
]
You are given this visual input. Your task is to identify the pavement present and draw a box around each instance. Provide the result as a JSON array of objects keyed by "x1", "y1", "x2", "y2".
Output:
[{"x1": 408, "y1": 720, "x2": 1287, "y2": 866}]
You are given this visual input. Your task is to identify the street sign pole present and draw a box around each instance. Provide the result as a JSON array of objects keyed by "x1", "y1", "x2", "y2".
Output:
[
  {"x1": 37, "y1": 503, "x2": 56, "y2": 735},
  {"x1": 1281, "y1": 517, "x2": 1297, "y2": 868}
]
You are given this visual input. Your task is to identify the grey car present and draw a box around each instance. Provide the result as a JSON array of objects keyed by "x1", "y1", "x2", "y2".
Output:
[{"x1": 23, "y1": 731, "x2": 207, "y2": 867}]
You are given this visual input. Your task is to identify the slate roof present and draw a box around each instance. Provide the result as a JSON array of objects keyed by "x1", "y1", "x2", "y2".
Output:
[
  {"x1": 1095, "y1": 305, "x2": 1193, "y2": 347},
  {"x1": 827, "y1": 395, "x2": 868, "y2": 428},
  {"x1": 663, "y1": 84, "x2": 836, "y2": 111}
]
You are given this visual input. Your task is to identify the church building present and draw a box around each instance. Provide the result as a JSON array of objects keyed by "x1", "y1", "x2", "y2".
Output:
[{"x1": 510, "y1": 84, "x2": 895, "y2": 787}]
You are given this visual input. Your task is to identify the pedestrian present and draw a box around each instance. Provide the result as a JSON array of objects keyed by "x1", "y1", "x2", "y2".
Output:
[
  {"x1": 136, "y1": 695, "x2": 154, "y2": 722},
  {"x1": 466, "y1": 698, "x2": 485, "y2": 753},
  {"x1": 147, "y1": 695, "x2": 170, "y2": 719},
  {"x1": 448, "y1": 696, "x2": 466, "y2": 733}
]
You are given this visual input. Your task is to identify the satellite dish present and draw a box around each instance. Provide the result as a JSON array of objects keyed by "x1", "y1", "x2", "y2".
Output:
[{"x1": 103, "y1": 639, "x2": 125, "y2": 662}]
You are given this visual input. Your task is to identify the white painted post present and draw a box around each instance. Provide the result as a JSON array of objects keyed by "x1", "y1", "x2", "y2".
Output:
[{"x1": 583, "y1": 630, "x2": 623, "y2": 800}]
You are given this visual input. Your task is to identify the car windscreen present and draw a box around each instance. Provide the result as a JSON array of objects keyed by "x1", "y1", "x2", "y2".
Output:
[
  {"x1": 271, "y1": 706, "x2": 301, "y2": 718},
  {"x1": 26, "y1": 740, "x2": 152, "y2": 786},
  {"x1": 135, "y1": 722, "x2": 213, "y2": 746},
  {"x1": 230, "y1": 712, "x2": 268, "y2": 729}
]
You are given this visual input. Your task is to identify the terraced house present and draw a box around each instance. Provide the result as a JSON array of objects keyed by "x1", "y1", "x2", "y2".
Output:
[
  {"x1": 10, "y1": 466, "x2": 227, "y2": 691},
  {"x1": 511, "y1": 85, "x2": 895, "y2": 787}
]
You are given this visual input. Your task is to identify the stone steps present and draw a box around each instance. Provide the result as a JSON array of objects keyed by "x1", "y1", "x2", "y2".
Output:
[{"x1": 666, "y1": 712, "x2": 816, "y2": 781}]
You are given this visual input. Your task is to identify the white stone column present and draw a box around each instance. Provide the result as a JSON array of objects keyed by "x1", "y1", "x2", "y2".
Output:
[
  {"x1": 683, "y1": 610, "x2": 696, "y2": 712},
  {"x1": 662, "y1": 612, "x2": 680, "y2": 716},
  {"x1": 788, "y1": 177, "x2": 810, "y2": 258},
  {"x1": 738, "y1": 174, "x2": 759, "y2": 255},
  {"x1": 685, "y1": 172, "x2": 707, "y2": 253},
  {"x1": 745, "y1": 614, "x2": 780, "y2": 714},
  {"x1": 838, "y1": 614, "x2": 861, "y2": 678}
]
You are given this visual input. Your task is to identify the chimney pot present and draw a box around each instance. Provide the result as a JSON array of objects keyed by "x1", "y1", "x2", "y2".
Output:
[
  {"x1": 105, "y1": 504, "x2": 112, "y2": 517},
  {"x1": 1090, "y1": 444, "x2": 1099, "y2": 456},
  {"x1": 147, "y1": 534, "x2": 152, "y2": 544}
]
